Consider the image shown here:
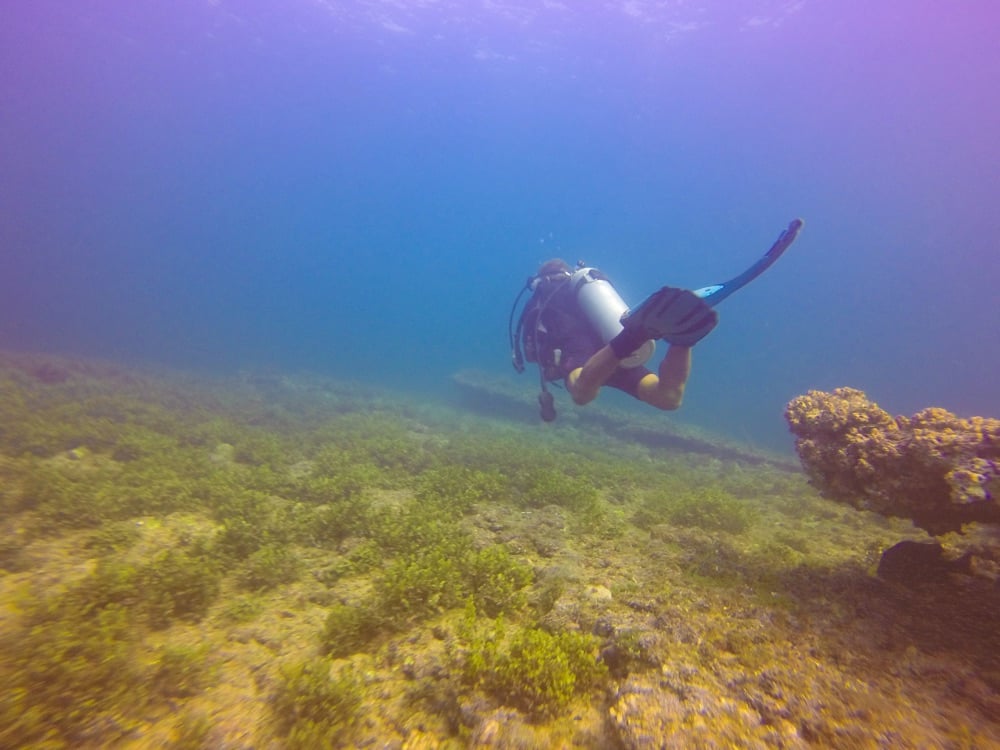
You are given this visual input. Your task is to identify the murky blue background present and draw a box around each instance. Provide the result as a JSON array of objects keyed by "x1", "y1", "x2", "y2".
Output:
[{"x1": 3, "y1": 1, "x2": 998, "y2": 449}]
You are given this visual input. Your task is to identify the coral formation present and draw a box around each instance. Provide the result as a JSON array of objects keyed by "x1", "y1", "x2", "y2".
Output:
[{"x1": 785, "y1": 387, "x2": 1000, "y2": 534}]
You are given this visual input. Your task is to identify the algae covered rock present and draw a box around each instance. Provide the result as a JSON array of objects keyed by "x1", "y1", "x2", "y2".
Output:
[
  {"x1": 785, "y1": 387, "x2": 1000, "y2": 534},
  {"x1": 609, "y1": 673, "x2": 777, "y2": 749}
]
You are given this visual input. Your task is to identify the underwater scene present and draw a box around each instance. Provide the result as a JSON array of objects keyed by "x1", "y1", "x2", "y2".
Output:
[{"x1": 2, "y1": 1, "x2": 1000, "y2": 748}]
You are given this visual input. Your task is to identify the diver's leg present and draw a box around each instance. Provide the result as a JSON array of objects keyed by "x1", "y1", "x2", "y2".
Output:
[
  {"x1": 566, "y1": 346, "x2": 620, "y2": 405},
  {"x1": 636, "y1": 345, "x2": 691, "y2": 410}
]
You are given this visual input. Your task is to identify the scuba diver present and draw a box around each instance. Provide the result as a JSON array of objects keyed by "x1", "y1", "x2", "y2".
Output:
[{"x1": 509, "y1": 219, "x2": 804, "y2": 422}]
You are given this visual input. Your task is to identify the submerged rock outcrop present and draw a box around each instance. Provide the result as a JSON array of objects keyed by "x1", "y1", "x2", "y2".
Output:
[
  {"x1": 785, "y1": 387, "x2": 1000, "y2": 535},
  {"x1": 453, "y1": 368, "x2": 799, "y2": 471}
]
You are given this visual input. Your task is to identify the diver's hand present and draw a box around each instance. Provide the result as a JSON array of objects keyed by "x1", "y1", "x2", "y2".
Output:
[{"x1": 622, "y1": 287, "x2": 718, "y2": 347}]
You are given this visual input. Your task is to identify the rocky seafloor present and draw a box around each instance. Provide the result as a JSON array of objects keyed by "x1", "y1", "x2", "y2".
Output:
[{"x1": 0, "y1": 352, "x2": 997, "y2": 749}]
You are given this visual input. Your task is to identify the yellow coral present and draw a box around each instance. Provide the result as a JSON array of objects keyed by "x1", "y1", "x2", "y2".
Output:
[{"x1": 785, "y1": 387, "x2": 999, "y2": 534}]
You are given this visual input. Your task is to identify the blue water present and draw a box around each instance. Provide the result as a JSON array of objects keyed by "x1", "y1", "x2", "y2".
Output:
[{"x1": 3, "y1": 1, "x2": 998, "y2": 451}]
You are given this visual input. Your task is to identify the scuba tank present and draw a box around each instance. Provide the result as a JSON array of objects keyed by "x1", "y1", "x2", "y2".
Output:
[
  {"x1": 509, "y1": 260, "x2": 654, "y2": 422},
  {"x1": 569, "y1": 267, "x2": 655, "y2": 368}
]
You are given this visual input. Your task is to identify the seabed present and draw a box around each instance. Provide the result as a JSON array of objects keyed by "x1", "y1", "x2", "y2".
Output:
[{"x1": 0, "y1": 352, "x2": 997, "y2": 749}]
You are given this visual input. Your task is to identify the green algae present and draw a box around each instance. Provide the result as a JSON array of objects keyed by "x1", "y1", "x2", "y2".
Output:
[
  {"x1": 0, "y1": 603, "x2": 142, "y2": 746},
  {"x1": 0, "y1": 352, "x2": 997, "y2": 748},
  {"x1": 272, "y1": 657, "x2": 362, "y2": 748},
  {"x1": 638, "y1": 483, "x2": 753, "y2": 535},
  {"x1": 457, "y1": 610, "x2": 607, "y2": 718},
  {"x1": 237, "y1": 543, "x2": 302, "y2": 591},
  {"x1": 152, "y1": 643, "x2": 218, "y2": 699},
  {"x1": 319, "y1": 541, "x2": 534, "y2": 658}
]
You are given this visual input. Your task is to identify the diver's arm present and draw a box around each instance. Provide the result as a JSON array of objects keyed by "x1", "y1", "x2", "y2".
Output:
[{"x1": 566, "y1": 346, "x2": 620, "y2": 405}]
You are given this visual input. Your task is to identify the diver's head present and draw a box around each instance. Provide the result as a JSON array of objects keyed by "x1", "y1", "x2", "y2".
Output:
[
  {"x1": 538, "y1": 258, "x2": 571, "y2": 276},
  {"x1": 531, "y1": 258, "x2": 572, "y2": 290}
]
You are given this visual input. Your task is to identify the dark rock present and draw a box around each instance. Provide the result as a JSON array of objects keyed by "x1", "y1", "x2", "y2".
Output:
[
  {"x1": 592, "y1": 617, "x2": 615, "y2": 638},
  {"x1": 600, "y1": 643, "x2": 631, "y2": 678},
  {"x1": 876, "y1": 541, "x2": 973, "y2": 585}
]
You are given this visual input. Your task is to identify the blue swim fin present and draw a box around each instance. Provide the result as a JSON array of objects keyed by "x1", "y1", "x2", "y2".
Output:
[{"x1": 692, "y1": 218, "x2": 804, "y2": 307}]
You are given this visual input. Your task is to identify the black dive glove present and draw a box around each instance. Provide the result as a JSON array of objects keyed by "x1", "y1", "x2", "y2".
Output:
[{"x1": 611, "y1": 287, "x2": 718, "y2": 357}]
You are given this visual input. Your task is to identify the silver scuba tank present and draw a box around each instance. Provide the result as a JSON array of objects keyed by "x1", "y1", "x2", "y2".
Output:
[{"x1": 570, "y1": 267, "x2": 655, "y2": 368}]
